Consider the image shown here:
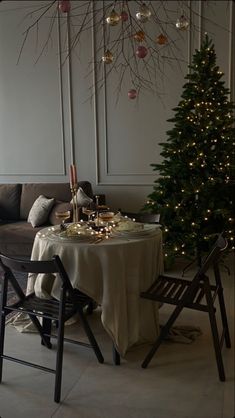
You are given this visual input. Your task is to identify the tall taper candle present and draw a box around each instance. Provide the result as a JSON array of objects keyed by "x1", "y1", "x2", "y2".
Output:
[{"x1": 69, "y1": 165, "x2": 74, "y2": 187}]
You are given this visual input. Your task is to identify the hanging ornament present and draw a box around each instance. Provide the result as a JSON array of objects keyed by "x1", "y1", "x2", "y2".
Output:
[
  {"x1": 176, "y1": 15, "x2": 189, "y2": 30},
  {"x1": 156, "y1": 33, "x2": 168, "y2": 45},
  {"x1": 133, "y1": 30, "x2": 146, "y2": 42},
  {"x1": 136, "y1": 3, "x2": 151, "y2": 23},
  {"x1": 120, "y1": 10, "x2": 128, "y2": 22},
  {"x1": 136, "y1": 45, "x2": 148, "y2": 59},
  {"x1": 102, "y1": 50, "x2": 114, "y2": 64},
  {"x1": 106, "y1": 9, "x2": 120, "y2": 26},
  {"x1": 58, "y1": 0, "x2": 71, "y2": 13},
  {"x1": 128, "y1": 89, "x2": 137, "y2": 100}
]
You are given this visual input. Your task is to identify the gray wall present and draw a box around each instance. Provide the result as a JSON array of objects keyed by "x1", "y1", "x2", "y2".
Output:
[{"x1": 0, "y1": 1, "x2": 234, "y2": 211}]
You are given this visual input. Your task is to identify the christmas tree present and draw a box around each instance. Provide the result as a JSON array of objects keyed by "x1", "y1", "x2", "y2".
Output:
[{"x1": 146, "y1": 34, "x2": 235, "y2": 265}]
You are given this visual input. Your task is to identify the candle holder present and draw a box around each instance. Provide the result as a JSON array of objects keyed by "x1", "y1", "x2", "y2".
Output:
[{"x1": 70, "y1": 184, "x2": 79, "y2": 223}]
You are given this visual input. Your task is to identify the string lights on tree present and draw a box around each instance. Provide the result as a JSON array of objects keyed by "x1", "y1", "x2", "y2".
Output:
[{"x1": 145, "y1": 35, "x2": 235, "y2": 265}]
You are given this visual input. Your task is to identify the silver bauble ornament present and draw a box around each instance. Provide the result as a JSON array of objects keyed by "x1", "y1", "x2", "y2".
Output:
[
  {"x1": 136, "y1": 3, "x2": 151, "y2": 23},
  {"x1": 176, "y1": 15, "x2": 189, "y2": 30}
]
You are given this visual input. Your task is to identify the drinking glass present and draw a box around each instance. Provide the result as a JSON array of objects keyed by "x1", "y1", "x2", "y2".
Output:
[
  {"x1": 55, "y1": 210, "x2": 71, "y2": 230},
  {"x1": 82, "y1": 207, "x2": 95, "y2": 222},
  {"x1": 99, "y1": 212, "x2": 114, "y2": 236}
]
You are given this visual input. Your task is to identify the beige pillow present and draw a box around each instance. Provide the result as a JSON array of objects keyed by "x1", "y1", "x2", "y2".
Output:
[
  {"x1": 28, "y1": 195, "x2": 55, "y2": 227},
  {"x1": 70, "y1": 187, "x2": 93, "y2": 207}
]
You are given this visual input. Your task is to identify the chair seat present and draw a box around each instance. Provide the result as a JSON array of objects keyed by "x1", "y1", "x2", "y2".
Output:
[
  {"x1": 7, "y1": 291, "x2": 92, "y2": 320},
  {"x1": 141, "y1": 275, "x2": 218, "y2": 312}
]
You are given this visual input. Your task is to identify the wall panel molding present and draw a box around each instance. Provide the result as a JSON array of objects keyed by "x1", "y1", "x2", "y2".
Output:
[{"x1": 0, "y1": 10, "x2": 66, "y2": 177}]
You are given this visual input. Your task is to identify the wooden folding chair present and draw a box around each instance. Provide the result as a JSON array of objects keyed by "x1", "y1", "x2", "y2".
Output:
[
  {"x1": 0, "y1": 253, "x2": 104, "y2": 403},
  {"x1": 140, "y1": 233, "x2": 231, "y2": 381}
]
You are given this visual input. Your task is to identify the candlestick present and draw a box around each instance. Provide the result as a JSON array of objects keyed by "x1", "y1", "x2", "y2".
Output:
[{"x1": 71, "y1": 186, "x2": 78, "y2": 222}]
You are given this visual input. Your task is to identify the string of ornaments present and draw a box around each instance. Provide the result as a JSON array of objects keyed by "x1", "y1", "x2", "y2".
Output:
[{"x1": 102, "y1": 3, "x2": 189, "y2": 100}]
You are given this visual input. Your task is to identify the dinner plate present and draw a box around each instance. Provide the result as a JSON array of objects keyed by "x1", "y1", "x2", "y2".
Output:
[
  {"x1": 48, "y1": 231, "x2": 95, "y2": 242},
  {"x1": 111, "y1": 223, "x2": 161, "y2": 238}
]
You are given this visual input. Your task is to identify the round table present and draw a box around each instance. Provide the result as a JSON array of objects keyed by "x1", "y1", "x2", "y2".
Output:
[{"x1": 27, "y1": 225, "x2": 163, "y2": 356}]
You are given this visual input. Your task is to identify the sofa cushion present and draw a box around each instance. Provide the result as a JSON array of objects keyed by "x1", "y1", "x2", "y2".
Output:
[
  {"x1": 0, "y1": 221, "x2": 41, "y2": 257},
  {"x1": 0, "y1": 184, "x2": 22, "y2": 220},
  {"x1": 28, "y1": 195, "x2": 55, "y2": 227},
  {"x1": 70, "y1": 187, "x2": 93, "y2": 207},
  {"x1": 49, "y1": 201, "x2": 73, "y2": 225},
  {"x1": 20, "y1": 182, "x2": 93, "y2": 220}
]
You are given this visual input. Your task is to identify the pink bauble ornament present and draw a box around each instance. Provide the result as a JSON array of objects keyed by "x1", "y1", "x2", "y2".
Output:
[
  {"x1": 120, "y1": 10, "x2": 128, "y2": 21},
  {"x1": 128, "y1": 89, "x2": 137, "y2": 99},
  {"x1": 59, "y1": 0, "x2": 71, "y2": 13},
  {"x1": 136, "y1": 45, "x2": 148, "y2": 59}
]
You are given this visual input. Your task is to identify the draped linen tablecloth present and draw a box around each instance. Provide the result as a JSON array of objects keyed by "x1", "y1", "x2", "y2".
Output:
[{"x1": 26, "y1": 226, "x2": 163, "y2": 357}]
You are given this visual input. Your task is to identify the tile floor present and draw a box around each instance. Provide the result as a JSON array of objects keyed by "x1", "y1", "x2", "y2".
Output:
[{"x1": 0, "y1": 255, "x2": 234, "y2": 418}]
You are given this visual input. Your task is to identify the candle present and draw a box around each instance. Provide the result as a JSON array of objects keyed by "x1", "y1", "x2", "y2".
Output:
[
  {"x1": 69, "y1": 165, "x2": 74, "y2": 188},
  {"x1": 72, "y1": 164, "x2": 78, "y2": 185}
]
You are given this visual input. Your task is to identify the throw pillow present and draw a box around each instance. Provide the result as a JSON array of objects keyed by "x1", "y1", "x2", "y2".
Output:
[
  {"x1": 49, "y1": 201, "x2": 73, "y2": 225},
  {"x1": 70, "y1": 187, "x2": 93, "y2": 207},
  {"x1": 28, "y1": 195, "x2": 55, "y2": 227}
]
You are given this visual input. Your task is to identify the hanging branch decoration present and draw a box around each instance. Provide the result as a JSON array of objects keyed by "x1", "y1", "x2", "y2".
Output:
[{"x1": 2, "y1": 0, "x2": 229, "y2": 99}]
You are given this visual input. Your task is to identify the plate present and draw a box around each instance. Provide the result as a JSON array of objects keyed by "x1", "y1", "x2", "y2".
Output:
[
  {"x1": 111, "y1": 223, "x2": 161, "y2": 238},
  {"x1": 48, "y1": 230, "x2": 95, "y2": 242}
]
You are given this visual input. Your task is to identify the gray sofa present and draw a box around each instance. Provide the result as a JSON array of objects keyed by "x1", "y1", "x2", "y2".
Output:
[{"x1": 0, "y1": 182, "x2": 93, "y2": 257}]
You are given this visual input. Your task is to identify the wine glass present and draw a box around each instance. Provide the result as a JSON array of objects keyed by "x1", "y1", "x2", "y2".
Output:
[
  {"x1": 99, "y1": 212, "x2": 114, "y2": 236},
  {"x1": 82, "y1": 207, "x2": 95, "y2": 223},
  {"x1": 55, "y1": 210, "x2": 71, "y2": 231}
]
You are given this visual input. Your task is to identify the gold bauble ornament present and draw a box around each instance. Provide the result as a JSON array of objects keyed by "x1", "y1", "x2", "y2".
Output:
[
  {"x1": 106, "y1": 9, "x2": 120, "y2": 26},
  {"x1": 156, "y1": 33, "x2": 168, "y2": 45},
  {"x1": 136, "y1": 3, "x2": 151, "y2": 23},
  {"x1": 102, "y1": 50, "x2": 114, "y2": 64},
  {"x1": 133, "y1": 30, "x2": 145, "y2": 42}
]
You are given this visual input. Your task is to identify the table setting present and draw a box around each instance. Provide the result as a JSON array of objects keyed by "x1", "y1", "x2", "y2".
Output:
[{"x1": 49, "y1": 208, "x2": 161, "y2": 245}]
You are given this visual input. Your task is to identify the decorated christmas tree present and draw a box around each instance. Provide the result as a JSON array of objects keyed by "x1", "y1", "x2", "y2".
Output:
[{"x1": 146, "y1": 34, "x2": 235, "y2": 265}]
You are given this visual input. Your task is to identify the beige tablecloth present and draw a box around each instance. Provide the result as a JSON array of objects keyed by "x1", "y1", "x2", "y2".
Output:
[{"x1": 26, "y1": 226, "x2": 163, "y2": 356}]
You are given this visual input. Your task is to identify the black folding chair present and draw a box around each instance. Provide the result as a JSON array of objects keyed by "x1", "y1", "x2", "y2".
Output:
[
  {"x1": 0, "y1": 253, "x2": 104, "y2": 403},
  {"x1": 140, "y1": 233, "x2": 231, "y2": 381}
]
